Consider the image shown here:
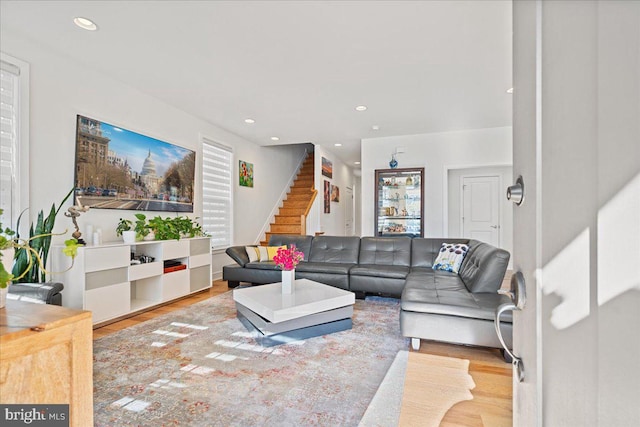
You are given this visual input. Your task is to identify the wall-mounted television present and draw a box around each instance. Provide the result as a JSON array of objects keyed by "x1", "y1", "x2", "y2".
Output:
[{"x1": 74, "y1": 115, "x2": 195, "y2": 213}]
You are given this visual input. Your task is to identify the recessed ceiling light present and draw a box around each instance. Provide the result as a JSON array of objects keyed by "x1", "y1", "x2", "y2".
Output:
[
  {"x1": 355, "y1": 105, "x2": 367, "y2": 112},
  {"x1": 73, "y1": 17, "x2": 98, "y2": 31},
  {"x1": 506, "y1": 87, "x2": 514, "y2": 94},
  {"x1": 354, "y1": 161, "x2": 361, "y2": 165},
  {"x1": 372, "y1": 125, "x2": 380, "y2": 131},
  {"x1": 244, "y1": 118, "x2": 255, "y2": 124},
  {"x1": 334, "y1": 143, "x2": 342, "y2": 147},
  {"x1": 270, "y1": 136, "x2": 280, "y2": 141}
]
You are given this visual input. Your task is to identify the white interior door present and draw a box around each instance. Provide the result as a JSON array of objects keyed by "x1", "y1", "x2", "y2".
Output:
[
  {"x1": 345, "y1": 186, "x2": 354, "y2": 236},
  {"x1": 462, "y1": 175, "x2": 501, "y2": 246}
]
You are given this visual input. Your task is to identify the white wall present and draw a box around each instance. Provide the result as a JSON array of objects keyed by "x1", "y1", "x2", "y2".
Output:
[
  {"x1": 1, "y1": 30, "x2": 306, "y2": 281},
  {"x1": 361, "y1": 127, "x2": 512, "y2": 238},
  {"x1": 313, "y1": 145, "x2": 355, "y2": 236}
]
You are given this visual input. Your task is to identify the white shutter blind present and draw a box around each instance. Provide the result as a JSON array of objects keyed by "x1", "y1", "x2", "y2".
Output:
[
  {"x1": 0, "y1": 61, "x2": 19, "y2": 227},
  {"x1": 202, "y1": 138, "x2": 233, "y2": 250}
]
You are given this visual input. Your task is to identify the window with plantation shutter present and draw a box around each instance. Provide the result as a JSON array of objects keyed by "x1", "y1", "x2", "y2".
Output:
[
  {"x1": 0, "y1": 57, "x2": 26, "y2": 229},
  {"x1": 201, "y1": 138, "x2": 233, "y2": 250}
]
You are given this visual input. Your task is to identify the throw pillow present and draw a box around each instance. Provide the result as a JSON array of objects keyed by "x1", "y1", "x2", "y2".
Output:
[
  {"x1": 257, "y1": 246, "x2": 269, "y2": 261},
  {"x1": 267, "y1": 245, "x2": 287, "y2": 260},
  {"x1": 245, "y1": 246, "x2": 260, "y2": 263},
  {"x1": 246, "y1": 245, "x2": 287, "y2": 262},
  {"x1": 432, "y1": 243, "x2": 470, "y2": 274}
]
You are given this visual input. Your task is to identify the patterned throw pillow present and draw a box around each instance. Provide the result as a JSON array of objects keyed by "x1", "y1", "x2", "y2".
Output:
[{"x1": 432, "y1": 243, "x2": 470, "y2": 274}]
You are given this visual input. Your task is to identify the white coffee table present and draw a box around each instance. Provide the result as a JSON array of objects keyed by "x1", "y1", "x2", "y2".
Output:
[{"x1": 233, "y1": 278, "x2": 355, "y2": 346}]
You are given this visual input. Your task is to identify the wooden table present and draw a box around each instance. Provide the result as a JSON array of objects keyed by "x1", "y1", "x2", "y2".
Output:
[{"x1": 0, "y1": 300, "x2": 93, "y2": 426}]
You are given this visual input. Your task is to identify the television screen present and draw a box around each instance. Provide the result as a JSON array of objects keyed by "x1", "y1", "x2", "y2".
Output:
[{"x1": 74, "y1": 115, "x2": 195, "y2": 212}]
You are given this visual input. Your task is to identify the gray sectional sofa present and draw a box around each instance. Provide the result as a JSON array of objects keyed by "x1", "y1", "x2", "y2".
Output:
[{"x1": 223, "y1": 234, "x2": 512, "y2": 354}]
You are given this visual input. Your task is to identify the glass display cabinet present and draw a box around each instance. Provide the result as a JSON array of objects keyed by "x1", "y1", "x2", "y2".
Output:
[{"x1": 375, "y1": 167, "x2": 424, "y2": 237}]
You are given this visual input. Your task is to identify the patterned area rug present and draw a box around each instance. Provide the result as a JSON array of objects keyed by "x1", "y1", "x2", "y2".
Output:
[{"x1": 93, "y1": 291, "x2": 407, "y2": 426}]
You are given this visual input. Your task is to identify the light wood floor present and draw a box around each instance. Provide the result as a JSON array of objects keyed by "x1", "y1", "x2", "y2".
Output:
[{"x1": 93, "y1": 280, "x2": 513, "y2": 426}]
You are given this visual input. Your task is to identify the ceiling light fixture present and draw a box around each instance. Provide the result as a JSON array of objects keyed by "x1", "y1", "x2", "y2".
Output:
[
  {"x1": 334, "y1": 143, "x2": 342, "y2": 147},
  {"x1": 244, "y1": 118, "x2": 255, "y2": 124},
  {"x1": 73, "y1": 17, "x2": 98, "y2": 31},
  {"x1": 354, "y1": 161, "x2": 361, "y2": 165},
  {"x1": 506, "y1": 87, "x2": 514, "y2": 94},
  {"x1": 355, "y1": 105, "x2": 367, "y2": 112},
  {"x1": 372, "y1": 125, "x2": 380, "y2": 131},
  {"x1": 270, "y1": 136, "x2": 280, "y2": 141}
]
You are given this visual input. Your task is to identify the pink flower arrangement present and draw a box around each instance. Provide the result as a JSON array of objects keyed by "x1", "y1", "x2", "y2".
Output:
[{"x1": 273, "y1": 245, "x2": 304, "y2": 271}]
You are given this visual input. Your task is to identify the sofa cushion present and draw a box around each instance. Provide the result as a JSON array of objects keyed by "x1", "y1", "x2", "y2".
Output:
[
  {"x1": 350, "y1": 264, "x2": 409, "y2": 279},
  {"x1": 459, "y1": 240, "x2": 510, "y2": 293},
  {"x1": 407, "y1": 268, "x2": 469, "y2": 291},
  {"x1": 402, "y1": 273, "x2": 512, "y2": 322},
  {"x1": 411, "y1": 238, "x2": 469, "y2": 268},
  {"x1": 245, "y1": 261, "x2": 279, "y2": 271},
  {"x1": 432, "y1": 243, "x2": 470, "y2": 274},
  {"x1": 296, "y1": 262, "x2": 354, "y2": 275},
  {"x1": 268, "y1": 235, "x2": 314, "y2": 260},
  {"x1": 358, "y1": 237, "x2": 411, "y2": 266},
  {"x1": 308, "y1": 236, "x2": 360, "y2": 264}
]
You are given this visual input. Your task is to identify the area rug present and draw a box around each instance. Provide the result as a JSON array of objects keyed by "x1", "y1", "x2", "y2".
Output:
[
  {"x1": 93, "y1": 292, "x2": 407, "y2": 426},
  {"x1": 358, "y1": 350, "x2": 408, "y2": 427}
]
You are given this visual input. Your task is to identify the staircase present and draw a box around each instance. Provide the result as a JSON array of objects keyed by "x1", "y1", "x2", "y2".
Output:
[{"x1": 260, "y1": 154, "x2": 316, "y2": 245}]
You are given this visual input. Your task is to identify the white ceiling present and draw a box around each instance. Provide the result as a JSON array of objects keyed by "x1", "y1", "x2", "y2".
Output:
[{"x1": 0, "y1": 0, "x2": 512, "y2": 167}]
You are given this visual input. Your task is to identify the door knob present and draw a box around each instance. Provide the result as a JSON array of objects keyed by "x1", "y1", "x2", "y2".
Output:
[
  {"x1": 507, "y1": 176, "x2": 525, "y2": 205},
  {"x1": 490, "y1": 225, "x2": 499, "y2": 229}
]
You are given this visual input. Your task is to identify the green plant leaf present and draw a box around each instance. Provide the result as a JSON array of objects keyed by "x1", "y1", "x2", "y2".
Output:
[{"x1": 0, "y1": 264, "x2": 13, "y2": 288}]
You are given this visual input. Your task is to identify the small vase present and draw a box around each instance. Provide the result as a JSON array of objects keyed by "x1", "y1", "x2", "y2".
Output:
[
  {"x1": 0, "y1": 286, "x2": 7, "y2": 309},
  {"x1": 143, "y1": 231, "x2": 155, "y2": 241},
  {"x1": 281, "y1": 269, "x2": 295, "y2": 294},
  {"x1": 389, "y1": 155, "x2": 398, "y2": 169},
  {"x1": 122, "y1": 230, "x2": 136, "y2": 244}
]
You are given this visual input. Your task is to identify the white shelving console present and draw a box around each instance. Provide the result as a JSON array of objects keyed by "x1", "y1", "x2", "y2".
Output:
[{"x1": 53, "y1": 237, "x2": 211, "y2": 325}]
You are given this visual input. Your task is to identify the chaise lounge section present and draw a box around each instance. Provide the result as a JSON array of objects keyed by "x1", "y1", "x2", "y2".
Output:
[{"x1": 400, "y1": 238, "x2": 512, "y2": 352}]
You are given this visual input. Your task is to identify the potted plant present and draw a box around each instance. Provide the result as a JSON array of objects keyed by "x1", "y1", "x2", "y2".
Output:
[
  {"x1": 116, "y1": 218, "x2": 136, "y2": 244},
  {"x1": 134, "y1": 213, "x2": 153, "y2": 241},
  {"x1": 12, "y1": 188, "x2": 78, "y2": 284},
  {"x1": 173, "y1": 216, "x2": 205, "y2": 238},
  {"x1": 1, "y1": 208, "x2": 82, "y2": 308}
]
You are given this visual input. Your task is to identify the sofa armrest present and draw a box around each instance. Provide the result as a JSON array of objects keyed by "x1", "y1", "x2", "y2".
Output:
[
  {"x1": 459, "y1": 241, "x2": 510, "y2": 293},
  {"x1": 226, "y1": 246, "x2": 251, "y2": 267},
  {"x1": 7, "y1": 282, "x2": 64, "y2": 305}
]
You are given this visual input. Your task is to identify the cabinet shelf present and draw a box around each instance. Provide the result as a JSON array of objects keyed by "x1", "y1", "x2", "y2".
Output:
[
  {"x1": 375, "y1": 167, "x2": 424, "y2": 238},
  {"x1": 378, "y1": 216, "x2": 421, "y2": 220},
  {"x1": 130, "y1": 298, "x2": 156, "y2": 312}
]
